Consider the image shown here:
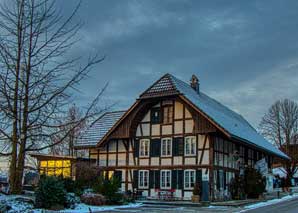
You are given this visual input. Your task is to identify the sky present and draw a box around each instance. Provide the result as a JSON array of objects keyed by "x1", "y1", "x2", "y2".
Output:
[{"x1": 57, "y1": 0, "x2": 298, "y2": 129}]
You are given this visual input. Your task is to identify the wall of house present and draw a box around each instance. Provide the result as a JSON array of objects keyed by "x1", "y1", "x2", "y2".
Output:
[{"x1": 90, "y1": 99, "x2": 217, "y2": 200}]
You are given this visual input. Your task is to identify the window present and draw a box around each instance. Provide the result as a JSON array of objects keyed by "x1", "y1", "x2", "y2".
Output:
[
  {"x1": 151, "y1": 108, "x2": 161, "y2": 124},
  {"x1": 185, "y1": 136, "x2": 196, "y2": 156},
  {"x1": 139, "y1": 170, "x2": 149, "y2": 188},
  {"x1": 184, "y1": 170, "x2": 196, "y2": 189},
  {"x1": 161, "y1": 138, "x2": 172, "y2": 156},
  {"x1": 163, "y1": 106, "x2": 173, "y2": 124},
  {"x1": 161, "y1": 170, "x2": 171, "y2": 189},
  {"x1": 139, "y1": 139, "x2": 150, "y2": 157}
]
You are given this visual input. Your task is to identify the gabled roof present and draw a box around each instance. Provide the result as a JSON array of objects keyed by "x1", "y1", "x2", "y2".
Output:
[
  {"x1": 75, "y1": 111, "x2": 126, "y2": 148},
  {"x1": 157, "y1": 74, "x2": 288, "y2": 159}
]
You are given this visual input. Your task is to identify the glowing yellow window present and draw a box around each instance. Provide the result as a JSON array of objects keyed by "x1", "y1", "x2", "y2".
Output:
[
  {"x1": 55, "y1": 168, "x2": 63, "y2": 176},
  {"x1": 40, "y1": 161, "x2": 47, "y2": 168},
  {"x1": 48, "y1": 161, "x2": 55, "y2": 167},
  {"x1": 63, "y1": 168, "x2": 71, "y2": 177},
  {"x1": 63, "y1": 160, "x2": 71, "y2": 167},
  {"x1": 56, "y1": 160, "x2": 63, "y2": 167}
]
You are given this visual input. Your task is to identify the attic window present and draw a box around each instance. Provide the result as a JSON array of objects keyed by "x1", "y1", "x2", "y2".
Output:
[{"x1": 151, "y1": 108, "x2": 161, "y2": 124}]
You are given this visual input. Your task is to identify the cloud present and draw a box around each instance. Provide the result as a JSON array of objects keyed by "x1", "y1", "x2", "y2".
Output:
[{"x1": 209, "y1": 58, "x2": 298, "y2": 128}]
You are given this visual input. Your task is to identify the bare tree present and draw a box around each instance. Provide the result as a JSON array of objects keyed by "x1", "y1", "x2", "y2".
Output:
[
  {"x1": 50, "y1": 104, "x2": 85, "y2": 156},
  {"x1": 0, "y1": 0, "x2": 107, "y2": 194},
  {"x1": 259, "y1": 99, "x2": 298, "y2": 181}
]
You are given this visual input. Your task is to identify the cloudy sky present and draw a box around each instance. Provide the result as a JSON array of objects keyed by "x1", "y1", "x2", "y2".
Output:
[{"x1": 57, "y1": 0, "x2": 298, "y2": 128}]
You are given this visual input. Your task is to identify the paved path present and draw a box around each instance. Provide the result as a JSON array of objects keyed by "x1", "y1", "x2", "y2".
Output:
[{"x1": 244, "y1": 196, "x2": 298, "y2": 213}]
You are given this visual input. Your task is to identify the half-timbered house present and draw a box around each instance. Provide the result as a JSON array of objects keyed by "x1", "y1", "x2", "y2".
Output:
[{"x1": 72, "y1": 73, "x2": 288, "y2": 201}]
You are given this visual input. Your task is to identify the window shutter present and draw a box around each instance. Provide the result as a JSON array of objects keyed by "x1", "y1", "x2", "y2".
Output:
[
  {"x1": 172, "y1": 170, "x2": 178, "y2": 189},
  {"x1": 149, "y1": 170, "x2": 154, "y2": 188},
  {"x1": 178, "y1": 170, "x2": 183, "y2": 189},
  {"x1": 150, "y1": 139, "x2": 160, "y2": 157},
  {"x1": 154, "y1": 170, "x2": 160, "y2": 189},
  {"x1": 134, "y1": 139, "x2": 139, "y2": 158},
  {"x1": 114, "y1": 170, "x2": 122, "y2": 182},
  {"x1": 133, "y1": 170, "x2": 138, "y2": 189},
  {"x1": 173, "y1": 137, "x2": 184, "y2": 156},
  {"x1": 196, "y1": 170, "x2": 202, "y2": 194}
]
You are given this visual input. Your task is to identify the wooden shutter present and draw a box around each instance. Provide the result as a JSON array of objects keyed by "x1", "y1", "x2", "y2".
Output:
[
  {"x1": 133, "y1": 170, "x2": 138, "y2": 189},
  {"x1": 172, "y1": 170, "x2": 178, "y2": 189},
  {"x1": 114, "y1": 170, "x2": 122, "y2": 181},
  {"x1": 178, "y1": 170, "x2": 184, "y2": 189},
  {"x1": 173, "y1": 137, "x2": 184, "y2": 156},
  {"x1": 154, "y1": 170, "x2": 160, "y2": 189},
  {"x1": 134, "y1": 139, "x2": 139, "y2": 158},
  {"x1": 149, "y1": 170, "x2": 154, "y2": 188},
  {"x1": 150, "y1": 139, "x2": 160, "y2": 157},
  {"x1": 196, "y1": 169, "x2": 202, "y2": 195}
]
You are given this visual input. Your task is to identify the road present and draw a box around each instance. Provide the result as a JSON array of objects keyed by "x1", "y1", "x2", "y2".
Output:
[
  {"x1": 97, "y1": 197, "x2": 298, "y2": 213},
  {"x1": 245, "y1": 197, "x2": 298, "y2": 213}
]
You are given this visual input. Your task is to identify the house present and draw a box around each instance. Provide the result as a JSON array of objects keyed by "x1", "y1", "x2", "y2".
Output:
[
  {"x1": 73, "y1": 73, "x2": 289, "y2": 201},
  {"x1": 46, "y1": 73, "x2": 290, "y2": 201}
]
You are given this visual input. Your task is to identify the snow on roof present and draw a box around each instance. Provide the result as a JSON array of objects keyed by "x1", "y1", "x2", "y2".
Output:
[
  {"x1": 168, "y1": 74, "x2": 288, "y2": 159},
  {"x1": 75, "y1": 111, "x2": 126, "y2": 148}
]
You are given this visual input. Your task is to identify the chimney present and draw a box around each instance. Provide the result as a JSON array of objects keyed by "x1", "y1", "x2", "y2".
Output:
[{"x1": 190, "y1": 74, "x2": 199, "y2": 93}]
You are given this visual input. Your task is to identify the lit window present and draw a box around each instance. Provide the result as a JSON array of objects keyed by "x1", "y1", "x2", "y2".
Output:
[
  {"x1": 161, "y1": 170, "x2": 171, "y2": 189},
  {"x1": 161, "y1": 138, "x2": 172, "y2": 156},
  {"x1": 139, "y1": 139, "x2": 150, "y2": 157},
  {"x1": 185, "y1": 136, "x2": 196, "y2": 156},
  {"x1": 139, "y1": 170, "x2": 149, "y2": 188},
  {"x1": 163, "y1": 106, "x2": 173, "y2": 124},
  {"x1": 184, "y1": 170, "x2": 196, "y2": 189}
]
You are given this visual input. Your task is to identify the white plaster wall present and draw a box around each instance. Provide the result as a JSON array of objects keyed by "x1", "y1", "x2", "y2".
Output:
[
  {"x1": 185, "y1": 120, "x2": 194, "y2": 133},
  {"x1": 174, "y1": 101, "x2": 183, "y2": 119},
  {"x1": 162, "y1": 125, "x2": 172, "y2": 135},
  {"x1": 174, "y1": 121, "x2": 183, "y2": 134},
  {"x1": 161, "y1": 158, "x2": 171, "y2": 165},
  {"x1": 142, "y1": 123, "x2": 150, "y2": 136},
  {"x1": 151, "y1": 157, "x2": 159, "y2": 165},
  {"x1": 151, "y1": 124, "x2": 160, "y2": 136},
  {"x1": 142, "y1": 111, "x2": 151, "y2": 122},
  {"x1": 185, "y1": 157, "x2": 196, "y2": 165},
  {"x1": 173, "y1": 156, "x2": 183, "y2": 165}
]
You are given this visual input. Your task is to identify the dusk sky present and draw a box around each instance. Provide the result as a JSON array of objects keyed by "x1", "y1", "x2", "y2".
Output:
[{"x1": 58, "y1": 0, "x2": 298, "y2": 128}]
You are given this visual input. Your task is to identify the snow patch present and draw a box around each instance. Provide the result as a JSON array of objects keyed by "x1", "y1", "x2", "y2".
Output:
[{"x1": 239, "y1": 193, "x2": 298, "y2": 212}]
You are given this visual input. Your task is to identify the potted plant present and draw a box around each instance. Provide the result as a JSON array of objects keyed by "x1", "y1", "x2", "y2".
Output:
[{"x1": 191, "y1": 183, "x2": 201, "y2": 202}]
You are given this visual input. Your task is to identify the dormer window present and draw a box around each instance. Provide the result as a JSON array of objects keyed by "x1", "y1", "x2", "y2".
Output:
[{"x1": 151, "y1": 108, "x2": 160, "y2": 124}]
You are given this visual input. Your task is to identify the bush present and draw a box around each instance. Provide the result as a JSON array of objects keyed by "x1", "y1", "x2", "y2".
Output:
[
  {"x1": 92, "y1": 176, "x2": 122, "y2": 204},
  {"x1": 244, "y1": 168, "x2": 266, "y2": 198},
  {"x1": 35, "y1": 175, "x2": 67, "y2": 209},
  {"x1": 65, "y1": 193, "x2": 80, "y2": 209},
  {"x1": 80, "y1": 193, "x2": 106, "y2": 206},
  {"x1": 75, "y1": 162, "x2": 100, "y2": 189},
  {"x1": 229, "y1": 174, "x2": 245, "y2": 200}
]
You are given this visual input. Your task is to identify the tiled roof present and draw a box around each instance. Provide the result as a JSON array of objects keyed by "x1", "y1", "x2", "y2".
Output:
[
  {"x1": 139, "y1": 74, "x2": 179, "y2": 98},
  {"x1": 75, "y1": 111, "x2": 126, "y2": 148},
  {"x1": 166, "y1": 74, "x2": 288, "y2": 159}
]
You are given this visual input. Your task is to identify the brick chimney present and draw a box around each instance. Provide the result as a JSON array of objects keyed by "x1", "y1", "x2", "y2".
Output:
[{"x1": 190, "y1": 74, "x2": 199, "y2": 93}]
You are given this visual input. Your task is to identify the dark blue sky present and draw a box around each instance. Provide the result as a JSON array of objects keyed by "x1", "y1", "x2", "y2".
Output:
[{"x1": 58, "y1": 0, "x2": 298, "y2": 128}]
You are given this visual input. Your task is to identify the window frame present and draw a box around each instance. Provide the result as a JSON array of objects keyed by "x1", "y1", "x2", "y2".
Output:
[
  {"x1": 161, "y1": 138, "x2": 172, "y2": 157},
  {"x1": 160, "y1": 170, "x2": 171, "y2": 189},
  {"x1": 184, "y1": 136, "x2": 196, "y2": 156},
  {"x1": 139, "y1": 139, "x2": 150, "y2": 157},
  {"x1": 138, "y1": 170, "x2": 149, "y2": 189},
  {"x1": 184, "y1": 169, "x2": 196, "y2": 189},
  {"x1": 151, "y1": 108, "x2": 161, "y2": 124}
]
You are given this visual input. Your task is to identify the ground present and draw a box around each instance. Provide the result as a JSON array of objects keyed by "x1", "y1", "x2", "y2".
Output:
[{"x1": 1, "y1": 193, "x2": 298, "y2": 212}]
